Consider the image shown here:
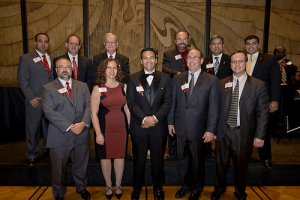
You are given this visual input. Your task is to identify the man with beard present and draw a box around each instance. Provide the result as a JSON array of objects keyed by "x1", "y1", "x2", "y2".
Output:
[
  {"x1": 17, "y1": 33, "x2": 54, "y2": 167},
  {"x1": 162, "y1": 29, "x2": 189, "y2": 157},
  {"x1": 41, "y1": 57, "x2": 91, "y2": 200}
]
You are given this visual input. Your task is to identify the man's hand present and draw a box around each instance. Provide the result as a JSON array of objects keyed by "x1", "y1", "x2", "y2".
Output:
[
  {"x1": 168, "y1": 125, "x2": 175, "y2": 137},
  {"x1": 203, "y1": 132, "x2": 214, "y2": 143},
  {"x1": 253, "y1": 138, "x2": 264, "y2": 148},
  {"x1": 70, "y1": 122, "x2": 86, "y2": 135},
  {"x1": 30, "y1": 97, "x2": 41, "y2": 108},
  {"x1": 144, "y1": 116, "x2": 158, "y2": 127},
  {"x1": 269, "y1": 101, "x2": 279, "y2": 113},
  {"x1": 96, "y1": 133, "x2": 105, "y2": 145}
]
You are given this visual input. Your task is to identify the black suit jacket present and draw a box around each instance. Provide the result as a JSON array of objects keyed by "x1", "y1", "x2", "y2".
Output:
[
  {"x1": 53, "y1": 53, "x2": 93, "y2": 91},
  {"x1": 127, "y1": 70, "x2": 173, "y2": 138},
  {"x1": 168, "y1": 70, "x2": 220, "y2": 140},
  {"x1": 162, "y1": 48, "x2": 188, "y2": 76},
  {"x1": 92, "y1": 52, "x2": 130, "y2": 84},
  {"x1": 201, "y1": 54, "x2": 232, "y2": 79},
  {"x1": 251, "y1": 52, "x2": 281, "y2": 102},
  {"x1": 217, "y1": 75, "x2": 269, "y2": 150}
]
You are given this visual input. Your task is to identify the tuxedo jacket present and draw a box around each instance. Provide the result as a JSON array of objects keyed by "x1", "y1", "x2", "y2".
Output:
[
  {"x1": 201, "y1": 54, "x2": 232, "y2": 79},
  {"x1": 162, "y1": 48, "x2": 189, "y2": 76},
  {"x1": 127, "y1": 70, "x2": 173, "y2": 138},
  {"x1": 17, "y1": 50, "x2": 54, "y2": 103},
  {"x1": 92, "y1": 52, "x2": 130, "y2": 84},
  {"x1": 251, "y1": 52, "x2": 281, "y2": 102},
  {"x1": 168, "y1": 70, "x2": 220, "y2": 140},
  {"x1": 217, "y1": 75, "x2": 269, "y2": 150},
  {"x1": 53, "y1": 53, "x2": 93, "y2": 91},
  {"x1": 41, "y1": 79, "x2": 91, "y2": 149}
]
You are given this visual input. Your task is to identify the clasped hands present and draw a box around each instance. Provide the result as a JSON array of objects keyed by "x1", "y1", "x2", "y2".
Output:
[
  {"x1": 70, "y1": 122, "x2": 86, "y2": 135},
  {"x1": 141, "y1": 116, "x2": 158, "y2": 128}
]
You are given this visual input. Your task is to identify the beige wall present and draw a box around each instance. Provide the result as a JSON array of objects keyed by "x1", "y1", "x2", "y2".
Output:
[{"x1": 0, "y1": 0, "x2": 299, "y2": 84}]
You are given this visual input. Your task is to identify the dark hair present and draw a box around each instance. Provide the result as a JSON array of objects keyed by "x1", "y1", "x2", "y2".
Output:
[
  {"x1": 273, "y1": 45, "x2": 286, "y2": 55},
  {"x1": 35, "y1": 33, "x2": 49, "y2": 42},
  {"x1": 175, "y1": 29, "x2": 189, "y2": 39},
  {"x1": 210, "y1": 35, "x2": 224, "y2": 45},
  {"x1": 292, "y1": 71, "x2": 300, "y2": 77},
  {"x1": 244, "y1": 35, "x2": 259, "y2": 44},
  {"x1": 140, "y1": 47, "x2": 157, "y2": 59},
  {"x1": 55, "y1": 56, "x2": 71, "y2": 68},
  {"x1": 230, "y1": 51, "x2": 248, "y2": 62},
  {"x1": 66, "y1": 34, "x2": 81, "y2": 45},
  {"x1": 96, "y1": 58, "x2": 123, "y2": 85}
]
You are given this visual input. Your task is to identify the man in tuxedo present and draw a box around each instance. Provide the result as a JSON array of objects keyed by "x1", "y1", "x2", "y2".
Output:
[
  {"x1": 41, "y1": 57, "x2": 91, "y2": 200},
  {"x1": 53, "y1": 34, "x2": 93, "y2": 91},
  {"x1": 127, "y1": 47, "x2": 173, "y2": 200},
  {"x1": 211, "y1": 51, "x2": 269, "y2": 200},
  {"x1": 17, "y1": 32, "x2": 54, "y2": 167},
  {"x1": 244, "y1": 35, "x2": 281, "y2": 170},
  {"x1": 168, "y1": 49, "x2": 220, "y2": 200},
  {"x1": 162, "y1": 29, "x2": 190, "y2": 157},
  {"x1": 91, "y1": 33, "x2": 130, "y2": 85}
]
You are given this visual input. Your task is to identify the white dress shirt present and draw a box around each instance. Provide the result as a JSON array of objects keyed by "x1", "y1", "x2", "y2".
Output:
[{"x1": 247, "y1": 51, "x2": 259, "y2": 76}]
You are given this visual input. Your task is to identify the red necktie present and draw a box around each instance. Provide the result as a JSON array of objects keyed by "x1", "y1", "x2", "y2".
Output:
[
  {"x1": 109, "y1": 55, "x2": 113, "y2": 58},
  {"x1": 72, "y1": 57, "x2": 78, "y2": 80},
  {"x1": 66, "y1": 82, "x2": 72, "y2": 99},
  {"x1": 43, "y1": 55, "x2": 50, "y2": 74}
]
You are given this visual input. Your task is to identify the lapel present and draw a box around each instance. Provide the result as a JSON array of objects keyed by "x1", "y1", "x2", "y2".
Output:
[
  {"x1": 77, "y1": 55, "x2": 83, "y2": 78},
  {"x1": 240, "y1": 75, "x2": 251, "y2": 101},
  {"x1": 151, "y1": 72, "x2": 161, "y2": 105},
  {"x1": 182, "y1": 71, "x2": 189, "y2": 102},
  {"x1": 216, "y1": 54, "x2": 226, "y2": 76},
  {"x1": 138, "y1": 71, "x2": 150, "y2": 104},
  {"x1": 206, "y1": 55, "x2": 214, "y2": 74},
  {"x1": 55, "y1": 78, "x2": 75, "y2": 107},
  {"x1": 34, "y1": 50, "x2": 51, "y2": 77},
  {"x1": 173, "y1": 49, "x2": 183, "y2": 65},
  {"x1": 224, "y1": 75, "x2": 233, "y2": 115},
  {"x1": 189, "y1": 70, "x2": 205, "y2": 101},
  {"x1": 252, "y1": 52, "x2": 263, "y2": 75}
]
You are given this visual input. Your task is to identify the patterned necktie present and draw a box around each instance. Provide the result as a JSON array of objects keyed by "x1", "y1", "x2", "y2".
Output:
[
  {"x1": 66, "y1": 82, "x2": 72, "y2": 99},
  {"x1": 189, "y1": 73, "x2": 194, "y2": 98},
  {"x1": 42, "y1": 55, "x2": 50, "y2": 74},
  {"x1": 227, "y1": 79, "x2": 239, "y2": 128},
  {"x1": 72, "y1": 57, "x2": 78, "y2": 80},
  {"x1": 246, "y1": 55, "x2": 253, "y2": 75},
  {"x1": 280, "y1": 65, "x2": 287, "y2": 83},
  {"x1": 214, "y1": 57, "x2": 220, "y2": 75}
]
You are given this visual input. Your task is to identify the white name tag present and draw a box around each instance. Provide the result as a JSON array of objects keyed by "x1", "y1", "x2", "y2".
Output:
[
  {"x1": 58, "y1": 88, "x2": 67, "y2": 93},
  {"x1": 33, "y1": 57, "x2": 42, "y2": 63},
  {"x1": 225, "y1": 82, "x2": 233, "y2": 88},
  {"x1": 175, "y1": 55, "x2": 182, "y2": 60},
  {"x1": 206, "y1": 63, "x2": 214, "y2": 68},
  {"x1": 181, "y1": 83, "x2": 189, "y2": 90},
  {"x1": 287, "y1": 61, "x2": 292, "y2": 65},
  {"x1": 98, "y1": 87, "x2": 107, "y2": 93},
  {"x1": 136, "y1": 86, "x2": 144, "y2": 92}
]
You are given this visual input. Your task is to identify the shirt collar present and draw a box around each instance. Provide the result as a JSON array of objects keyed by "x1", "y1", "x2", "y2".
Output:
[
  {"x1": 189, "y1": 68, "x2": 201, "y2": 76},
  {"x1": 107, "y1": 52, "x2": 116, "y2": 58},
  {"x1": 247, "y1": 51, "x2": 259, "y2": 58},
  {"x1": 144, "y1": 69, "x2": 156, "y2": 74},
  {"x1": 212, "y1": 53, "x2": 223, "y2": 60},
  {"x1": 58, "y1": 77, "x2": 72, "y2": 88},
  {"x1": 233, "y1": 72, "x2": 247, "y2": 82},
  {"x1": 36, "y1": 50, "x2": 49, "y2": 58},
  {"x1": 68, "y1": 53, "x2": 78, "y2": 60}
]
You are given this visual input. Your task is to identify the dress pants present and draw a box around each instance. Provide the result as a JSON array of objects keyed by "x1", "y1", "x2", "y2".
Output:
[
  {"x1": 131, "y1": 132, "x2": 167, "y2": 190},
  {"x1": 258, "y1": 112, "x2": 274, "y2": 161},
  {"x1": 168, "y1": 134, "x2": 177, "y2": 152},
  {"x1": 25, "y1": 103, "x2": 48, "y2": 159},
  {"x1": 215, "y1": 128, "x2": 252, "y2": 199},
  {"x1": 177, "y1": 134, "x2": 206, "y2": 193},
  {"x1": 50, "y1": 142, "x2": 90, "y2": 198}
]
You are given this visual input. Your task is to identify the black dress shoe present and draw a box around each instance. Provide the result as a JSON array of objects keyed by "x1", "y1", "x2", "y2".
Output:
[
  {"x1": 154, "y1": 188, "x2": 164, "y2": 200},
  {"x1": 263, "y1": 160, "x2": 273, "y2": 170},
  {"x1": 115, "y1": 185, "x2": 123, "y2": 199},
  {"x1": 211, "y1": 191, "x2": 222, "y2": 200},
  {"x1": 131, "y1": 189, "x2": 140, "y2": 200},
  {"x1": 175, "y1": 188, "x2": 191, "y2": 198},
  {"x1": 27, "y1": 158, "x2": 36, "y2": 167},
  {"x1": 77, "y1": 189, "x2": 91, "y2": 200},
  {"x1": 234, "y1": 192, "x2": 247, "y2": 200},
  {"x1": 188, "y1": 192, "x2": 201, "y2": 200},
  {"x1": 105, "y1": 185, "x2": 113, "y2": 199},
  {"x1": 55, "y1": 197, "x2": 64, "y2": 200}
]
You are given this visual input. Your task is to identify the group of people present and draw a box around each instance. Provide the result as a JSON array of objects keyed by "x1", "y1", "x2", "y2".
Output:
[{"x1": 16, "y1": 29, "x2": 297, "y2": 200}]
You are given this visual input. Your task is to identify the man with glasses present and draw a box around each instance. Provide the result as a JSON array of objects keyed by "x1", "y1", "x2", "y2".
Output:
[
  {"x1": 54, "y1": 34, "x2": 93, "y2": 91},
  {"x1": 168, "y1": 49, "x2": 220, "y2": 200},
  {"x1": 211, "y1": 51, "x2": 269, "y2": 200},
  {"x1": 91, "y1": 33, "x2": 130, "y2": 85}
]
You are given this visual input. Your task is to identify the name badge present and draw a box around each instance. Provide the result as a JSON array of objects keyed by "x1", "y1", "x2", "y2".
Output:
[
  {"x1": 181, "y1": 83, "x2": 189, "y2": 90},
  {"x1": 175, "y1": 55, "x2": 182, "y2": 60},
  {"x1": 58, "y1": 88, "x2": 67, "y2": 93},
  {"x1": 225, "y1": 82, "x2": 233, "y2": 88},
  {"x1": 206, "y1": 63, "x2": 214, "y2": 69},
  {"x1": 33, "y1": 57, "x2": 42, "y2": 63},
  {"x1": 136, "y1": 86, "x2": 144, "y2": 92},
  {"x1": 98, "y1": 87, "x2": 107, "y2": 93}
]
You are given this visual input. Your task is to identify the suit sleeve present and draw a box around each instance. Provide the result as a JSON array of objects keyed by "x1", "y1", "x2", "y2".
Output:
[
  {"x1": 270, "y1": 56, "x2": 281, "y2": 102},
  {"x1": 255, "y1": 83, "x2": 269, "y2": 139},
  {"x1": 167, "y1": 77, "x2": 177, "y2": 125},
  {"x1": 121, "y1": 56, "x2": 130, "y2": 84},
  {"x1": 162, "y1": 52, "x2": 180, "y2": 75},
  {"x1": 80, "y1": 83, "x2": 91, "y2": 126}
]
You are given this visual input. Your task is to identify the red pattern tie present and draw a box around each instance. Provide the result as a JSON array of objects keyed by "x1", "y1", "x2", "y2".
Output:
[
  {"x1": 43, "y1": 55, "x2": 50, "y2": 74},
  {"x1": 72, "y1": 57, "x2": 78, "y2": 80},
  {"x1": 66, "y1": 82, "x2": 72, "y2": 99}
]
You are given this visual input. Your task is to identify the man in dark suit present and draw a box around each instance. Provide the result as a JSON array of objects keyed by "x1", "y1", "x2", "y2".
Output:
[
  {"x1": 211, "y1": 51, "x2": 269, "y2": 200},
  {"x1": 91, "y1": 33, "x2": 130, "y2": 85},
  {"x1": 17, "y1": 32, "x2": 54, "y2": 167},
  {"x1": 127, "y1": 47, "x2": 173, "y2": 200},
  {"x1": 41, "y1": 57, "x2": 91, "y2": 200},
  {"x1": 53, "y1": 34, "x2": 92, "y2": 91},
  {"x1": 244, "y1": 35, "x2": 281, "y2": 170},
  {"x1": 162, "y1": 29, "x2": 189, "y2": 157},
  {"x1": 201, "y1": 35, "x2": 232, "y2": 80},
  {"x1": 168, "y1": 49, "x2": 220, "y2": 200}
]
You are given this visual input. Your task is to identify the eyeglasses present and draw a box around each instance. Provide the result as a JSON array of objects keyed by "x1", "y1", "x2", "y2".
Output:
[
  {"x1": 68, "y1": 42, "x2": 80, "y2": 46},
  {"x1": 231, "y1": 60, "x2": 246, "y2": 64},
  {"x1": 105, "y1": 41, "x2": 116, "y2": 45},
  {"x1": 57, "y1": 66, "x2": 72, "y2": 69},
  {"x1": 187, "y1": 56, "x2": 201, "y2": 60}
]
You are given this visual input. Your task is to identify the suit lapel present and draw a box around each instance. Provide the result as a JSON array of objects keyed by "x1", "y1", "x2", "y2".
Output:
[
  {"x1": 34, "y1": 50, "x2": 49, "y2": 76},
  {"x1": 55, "y1": 79, "x2": 74, "y2": 107},
  {"x1": 138, "y1": 72, "x2": 150, "y2": 104},
  {"x1": 216, "y1": 55, "x2": 226, "y2": 76},
  {"x1": 224, "y1": 76, "x2": 233, "y2": 117},
  {"x1": 252, "y1": 52, "x2": 263, "y2": 75},
  {"x1": 206, "y1": 55, "x2": 214, "y2": 75},
  {"x1": 240, "y1": 75, "x2": 251, "y2": 100},
  {"x1": 71, "y1": 79, "x2": 77, "y2": 106},
  {"x1": 151, "y1": 72, "x2": 161, "y2": 105},
  {"x1": 189, "y1": 71, "x2": 204, "y2": 100},
  {"x1": 182, "y1": 72, "x2": 189, "y2": 101},
  {"x1": 77, "y1": 55, "x2": 83, "y2": 78}
]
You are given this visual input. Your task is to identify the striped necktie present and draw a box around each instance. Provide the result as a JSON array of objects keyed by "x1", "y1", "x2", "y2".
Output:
[
  {"x1": 214, "y1": 57, "x2": 220, "y2": 75},
  {"x1": 280, "y1": 65, "x2": 287, "y2": 83},
  {"x1": 227, "y1": 79, "x2": 239, "y2": 128}
]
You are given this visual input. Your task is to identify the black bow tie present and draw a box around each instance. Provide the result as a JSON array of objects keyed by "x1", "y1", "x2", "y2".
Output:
[{"x1": 145, "y1": 72, "x2": 155, "y2": 78}]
